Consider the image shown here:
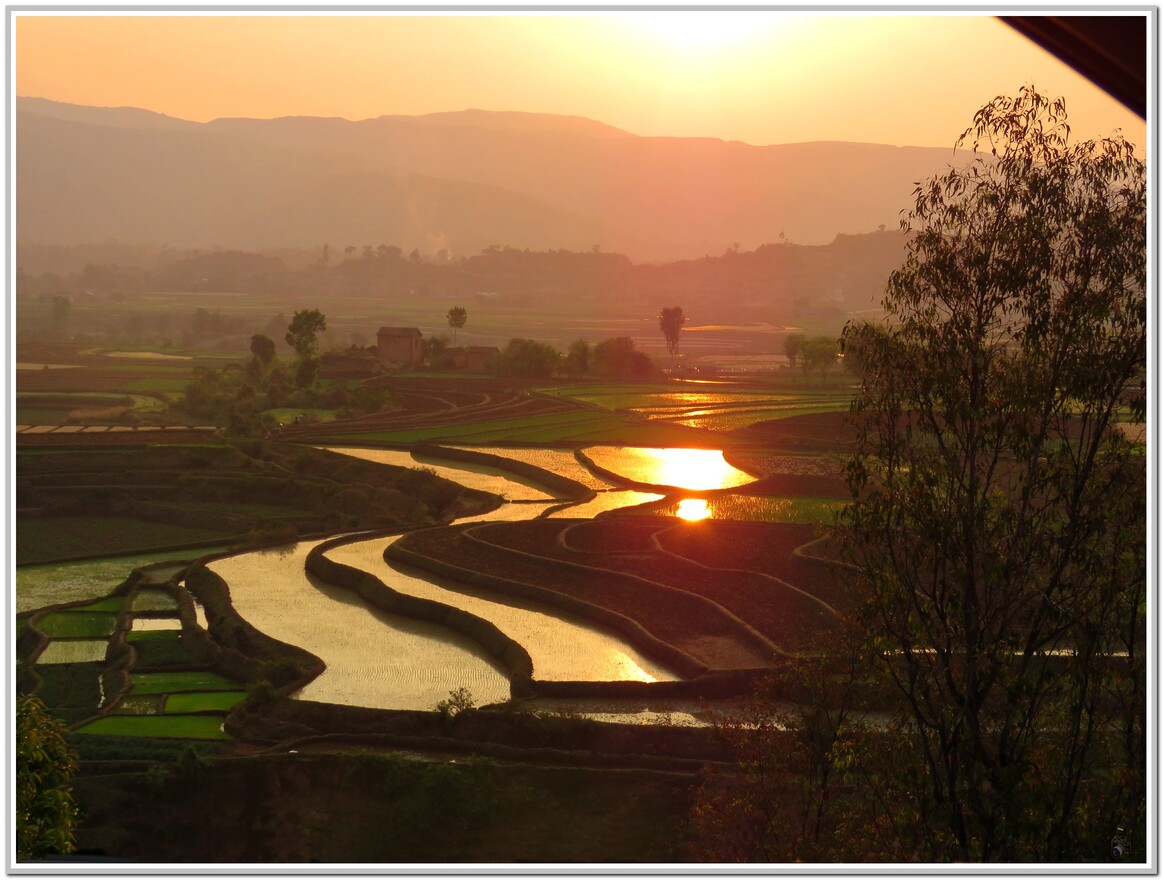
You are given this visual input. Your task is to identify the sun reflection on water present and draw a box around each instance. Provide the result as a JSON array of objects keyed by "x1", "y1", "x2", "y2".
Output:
[
  {"x1": 676, "y1": 498, "x2": 710, "y2": 521},
  {"x1": 585, "y1": 446, "x2": 754, "y2": 491}
]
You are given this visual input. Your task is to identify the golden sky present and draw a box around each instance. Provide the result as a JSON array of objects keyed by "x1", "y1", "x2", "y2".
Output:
[{"x1": 14, "y1": 11, "x2": 1146, "y2": 149}]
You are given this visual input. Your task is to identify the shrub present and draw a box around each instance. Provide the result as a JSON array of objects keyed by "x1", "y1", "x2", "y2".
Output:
[{"x1": 435, "y1": 687, "x2": 475, "y2": 720}]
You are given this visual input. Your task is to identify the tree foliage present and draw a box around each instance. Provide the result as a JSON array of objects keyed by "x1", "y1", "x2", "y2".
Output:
[
  {"x1": 495, "y1": 337, "x2": 561, "y2": 379},
  {"x1": 782, "y1": 332, "x2": 803, "y2": 368},
  {"x1": 801, "y1": 336, "x2": 838, "y2": 380},
  {"x1": 659, "y1": 306, "x2": 686, "y2": 356},
  {"x1": 839, "y1": 87, "x2": 1146, "y2": 860},
  {"x1": 446, "y1": 306, "x2": 467, "y2": 345},
  {"x1": 16, "y1": 695, "x2": 79, "y2": 861},
  {"x1": 562, "y1": 338, "x2": 591, "y2": 379},
  {"x1": 249, "y1": 333, "x2": 277, "y2": 368},
  {"x1": 591, "y1": 336, "x2": 653, "y2": 380},
  {"x1": 284, "y1": 308, "x2": 327, "y2": 360}
]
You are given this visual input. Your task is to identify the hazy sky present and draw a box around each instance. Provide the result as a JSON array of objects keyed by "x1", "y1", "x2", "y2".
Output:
[{"x1": 14, "y1": 9, "x2": 1146, "y2": 149}]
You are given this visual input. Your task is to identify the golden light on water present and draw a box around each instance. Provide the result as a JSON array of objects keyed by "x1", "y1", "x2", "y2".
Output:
[
  {"x1": 645, "y1": 447, "x2": 751, "y2": 491},
  {"x1": 676, "y1": 498, "x2": 710, "y2": 521}
]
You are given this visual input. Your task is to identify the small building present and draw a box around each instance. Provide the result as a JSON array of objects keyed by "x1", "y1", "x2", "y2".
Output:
[{"x1": 376, "y1": 326, "x2": 422, "y2": 367}]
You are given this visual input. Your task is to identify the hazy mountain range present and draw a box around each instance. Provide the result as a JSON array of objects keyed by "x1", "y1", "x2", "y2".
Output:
[{"x1": 16, "y1": 96, "x2": 967, "y2": 261}]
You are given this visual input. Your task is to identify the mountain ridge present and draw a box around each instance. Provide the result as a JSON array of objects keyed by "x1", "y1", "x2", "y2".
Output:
[{"x1": 16, "y1": 97, "x2": 964, "y2": 260}]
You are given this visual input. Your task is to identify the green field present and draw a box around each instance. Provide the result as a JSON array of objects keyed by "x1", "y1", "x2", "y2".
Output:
[
  {"x1": 17, "y1": 551, "x2": 220, "y2": 613},
  {"x1": 70, "y1": 596, "x2": 127, "y2": 613},
  {"x1": 17, "y1": 516, "x2": 233, "y2": 566},
  {"x1": 129, "y1": 671, "x2": 244, "y2": 695},
  {"x1": 322, "y1": 409, "x2": 729, "y2": 446},
  {"x1": 36, "y1": 611, "x2": 118, "y2": 638},
  {"x1": 164, "y1": 691, "x2": 248, "y2": 714},
  {"x1": 127, "y1": 631, "x2": 197, "y2": 668},
  {"x1": 75, "y1": 714, "x2": 232, "y2": 740}
]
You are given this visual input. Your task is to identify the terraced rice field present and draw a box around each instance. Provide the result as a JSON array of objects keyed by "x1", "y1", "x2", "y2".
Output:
[
  {"x1": 207, "y1": 540, "x2": 514, "y2": 710},
  {"x1": 448, "y1": 446, "x2": 613, "y2": 489},
  {"x1": 17, "y1": 555, "x2": 197, "y2": 612},
  {"x1": 36, "y1": 639, "x2": 109, "y2": 664},
  {"x1": 580, "y1": 446, "x2": 758, "y2": 490},
  {"x1": 327, "y1": 536, "x2": 679, "y2": 683},
  {"x1": 320, "y1": 446, "x2": 556, "y2": 501}
]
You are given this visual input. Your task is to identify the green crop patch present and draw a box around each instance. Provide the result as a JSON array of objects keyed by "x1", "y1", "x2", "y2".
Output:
[
  {"x1": 31, "y1": 662, "x2": 104, "y2": 722},
  {"x1": 324, "y1": 409, "x2": 726, "y2": 447},
  {"x1": 122, "y1": 378, "x2": 190, "y2": 393},
  {"x1": 129, "y1": 670, "x2": 242, "y2": 695},
  {"x1": 75, "y1": 714, "x2": 232, "y2": 740},
  {"x1": 36, "y1": 611, "x2": 118, "y2": 639},
  {"x1": 17, "y1": 516, "x2": 232, "y2": 565},
  {"x1": 17, "y1": 550, "x2": 222, "y2": 615},
  {"x1": 164, "y1": 691, "x2": 248, "y2": 714},
  {"x1": 70, "y1": 597, "x2": 126, "y2": 613},
  {"x1": 128, "y1": 631, "x2": 197, "y2": 668}
]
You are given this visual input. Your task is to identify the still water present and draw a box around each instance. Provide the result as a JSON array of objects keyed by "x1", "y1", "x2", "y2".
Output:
[
  {"x1": 207, "y1": 540, "x2": 513, "y2": 710},
  {"x1": 580, "y1": 446, "x2": 756, "y2": 490},
  {"x1": 319, "y1": 446, "x2": 557, "y2": 500},
  {"x1": 326, "y1": 535, "x2": 677, "y2": 684}
]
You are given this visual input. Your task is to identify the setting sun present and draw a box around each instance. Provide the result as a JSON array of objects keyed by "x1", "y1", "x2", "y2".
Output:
[{"x1": 617, "y1": 11, "x2": 782, "y2": 53}]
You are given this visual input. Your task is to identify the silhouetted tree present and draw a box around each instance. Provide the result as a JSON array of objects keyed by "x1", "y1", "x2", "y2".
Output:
[
  {"x1": 592, "y1": 336, "x2": 653, "y2": 380},
  {"x1": 250, "y1": 334, "x2": 277, "y2": 368},
  {"x1": 495, "y1": 338, "x2": 560, "y2": 378},
  {"x1": 659, "y1": 306, "x2": 686, "y2": 358},
  {"x1": 562, "y1": 338, "x2": 591, "y2": 379},
  {"x1": 284, "y1": 309, "x2": 327, "y2": 361},
  {"x1": 801, "y1": 336, "x2": 837, "y2": 380},
  {"x1": 783, "y1": 333, "x2": 804, "y2": 368},
  {"x1": 840, "y1": 87, "x2": 1146, "y2": 860},
  {"x1": 446, "y1": 306, "x2": 468, "y2": 345}
]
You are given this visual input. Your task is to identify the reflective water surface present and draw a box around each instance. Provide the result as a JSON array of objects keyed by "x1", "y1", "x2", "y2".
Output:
[
  {"x1": 581, "y1": 446, "x2": 756, "y2": 490},
  {"x1": 320, "y1": 446, "x2": 556, "y2": 500},
  {"x1": 327, "y1": 536, "x2": 677, "y2": 684},
  {"x1": 208, "y1": 541, "x2": 512, "y2": 710}
]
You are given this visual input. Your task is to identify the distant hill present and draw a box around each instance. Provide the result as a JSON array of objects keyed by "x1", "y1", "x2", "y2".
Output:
[{"x1": 16, "y1": 97, "x2": 966, "y2": 261}]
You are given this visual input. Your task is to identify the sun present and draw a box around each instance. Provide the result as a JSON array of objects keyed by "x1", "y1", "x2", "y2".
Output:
[{"x1": 618, "y1": 10, "x2": 777, "y2": 54}]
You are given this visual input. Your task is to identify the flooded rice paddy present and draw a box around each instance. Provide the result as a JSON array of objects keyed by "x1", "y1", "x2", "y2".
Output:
[
  {"x1": 203, "y1": 446, "x2": 766, "y2": 710},
  {"x1": 20, "y1": 445, "x2": 773, "y2": 720},
  {"x1": 319, "y1": 446, "x2": 556, "y2": 500},
  {"x1": 130, "y1": 617, "x2": 182, "y2": 631},
  {"x1": 448, "y1": 446, "x2": 614, "y2": 489},
  {"x1": 207, "y1": 541, "x2": 512, "y2": 710},
  {"x1": 580, "y1": 446, "x2": 756, "y2": 490},
  {"x1": 548, "y1": 491, "x2": 665, "y2": 518},
  {"x1": 326, "y1": 536, "x2": 677, "y2": 684},
  {"x1": 36, "y1": 639, "x2": 109, "y2": 664}
]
